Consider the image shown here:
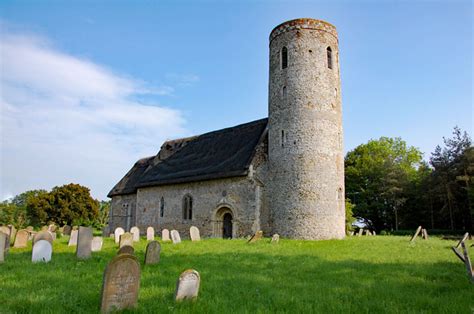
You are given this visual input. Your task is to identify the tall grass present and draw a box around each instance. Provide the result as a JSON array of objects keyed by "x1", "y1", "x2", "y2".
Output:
[{"x1": 0, "y1": 236, "x2": 472, "y2": 313}]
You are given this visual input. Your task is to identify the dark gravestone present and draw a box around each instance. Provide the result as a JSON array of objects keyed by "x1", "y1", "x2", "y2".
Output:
[
  {"x1": 144, "y1": 241, "x2": 161, "y2": 265},
  {"x1": 63, "y1": 225, "x2": 72, "y2": 236},
  {"x1": 100, "y1": 254, "x2": 140, "y2": 313},
  {"x1": 118, "y1": 245, "x2": 135, "y2": 255},
  {"x1": 76, "y1": 226, "x2": 93, "y2": 259}
]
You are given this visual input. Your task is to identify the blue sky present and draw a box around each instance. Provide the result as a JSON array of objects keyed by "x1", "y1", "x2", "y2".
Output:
[{"x1": 1, "y1": 0, "x2": 472, "y2": 200}]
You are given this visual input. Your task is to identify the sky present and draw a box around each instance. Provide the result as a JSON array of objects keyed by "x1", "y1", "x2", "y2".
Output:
[{"x1": 0, "y1": 0, "x2": 472, "y2": 201}]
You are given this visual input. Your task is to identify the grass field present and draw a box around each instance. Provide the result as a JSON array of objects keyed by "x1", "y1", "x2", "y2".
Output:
[{"x1": 1, "y1": 235, "x2": 473, "y2": 313}]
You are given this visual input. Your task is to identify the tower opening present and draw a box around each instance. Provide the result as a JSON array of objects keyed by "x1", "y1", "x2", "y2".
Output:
[
  {"x1": 281, "y1": 47, "x2": 288, "y2": 69},
  {"x1": 327, "y1": 47, "x2": 333, "y2": 69}
]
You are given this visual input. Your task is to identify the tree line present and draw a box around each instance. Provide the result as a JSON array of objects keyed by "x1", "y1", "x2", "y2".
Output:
[
  {"x1": 345, "y1": 127, "x2": 473, "y2": 233},
  {"x1": 0, "y1": 183, "x2": 109, "y2": 229}
]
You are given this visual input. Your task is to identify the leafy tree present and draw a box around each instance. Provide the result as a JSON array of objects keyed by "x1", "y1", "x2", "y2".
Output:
[
  {"x1": 345, "y1": 137, "x2": 423, "y2": 231},
  {"x1": 27, "y1": 184, "x2": 99, "y2": 226},
  {"x1": 345, "y1": 198, "x2": 356, "y2": 233},
  {"x1": 97, "y1": 200, "x2": 110, "y2": 228}
]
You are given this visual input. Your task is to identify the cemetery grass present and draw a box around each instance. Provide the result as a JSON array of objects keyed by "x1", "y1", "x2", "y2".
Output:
[{"x1": 1, "y1": 236, "x2": 473, "y2": 313}]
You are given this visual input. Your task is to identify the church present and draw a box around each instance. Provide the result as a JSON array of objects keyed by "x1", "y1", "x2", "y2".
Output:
[{"x1": 107, "y1": 18, "x2": 345, "y2": 240}]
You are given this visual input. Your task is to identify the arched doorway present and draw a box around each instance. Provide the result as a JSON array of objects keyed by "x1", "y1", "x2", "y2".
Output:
[
  {"x1": 213, "y1": 206, "x2": 235, "y2": 238},
  {"x1": 223, "y1": 213, "x2": 233, "y2": 239}
]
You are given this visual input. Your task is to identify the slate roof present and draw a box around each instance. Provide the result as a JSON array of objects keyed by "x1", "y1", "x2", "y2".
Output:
[{"x1": 108, "y1": 118, "x2": 268, "y2": 197}]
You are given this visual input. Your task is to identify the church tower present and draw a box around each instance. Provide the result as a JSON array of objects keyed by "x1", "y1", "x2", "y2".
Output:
[{"x1": 268, "y1": 18, "x2": 345, "y2": 239}]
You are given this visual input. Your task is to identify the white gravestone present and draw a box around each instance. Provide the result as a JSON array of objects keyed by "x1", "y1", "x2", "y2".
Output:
[
  {"x1": 190, "y1": 226, "x2": 201, "y2": 242},
  {"x1": 130, "y1": 227, "x2": 140, "y2": 242},
  {"x1": 68, "y1": 230, "x2": 78, "y2": 246},
  {"x1": 115, "y1": 227, "x2": 125, "y2": 244},
  {"x1": 0, "y1": 232, "x2": 6, "y2": 263},
  {"x1": 32, "y1": 240, "x2": 52, "y2": 263},
  {"x1": 171, "y1": 230, "x2": 181, "y2": 244},
  {"x1": 175, "y1": 269, "x2": 200, "y2": 301},
  {"x1": 162, "y1": 229, "x2": 170, "y2": 241},
  {"x1": 146, "y1": 227, "x2": 155, "y2": 241},
  {"x1": 91, "y1": 237, "x2": 103, "y2": 252}
]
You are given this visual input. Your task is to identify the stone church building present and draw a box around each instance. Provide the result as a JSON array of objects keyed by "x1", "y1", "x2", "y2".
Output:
[{"x1": 107, "y1": 18, "x2": 345, "y2": 240}]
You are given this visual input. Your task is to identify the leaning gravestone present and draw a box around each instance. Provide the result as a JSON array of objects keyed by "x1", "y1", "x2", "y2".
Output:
[
  {"x1": 118, "y1": 245, "x2": 135, "y2": 255},
  {"x1": 14, "y1": 229, "x2": 29, "y2": 248},
  {"x1": 0, "y1": 232, "x2": 6, "y2": 263},
  {"x1": 130, "y1": 227, "x2": 140, "y2": 242},
  {"x1": 119, "y1": 233, "x2": 134, "y2": 248},
  {"x1": 162, "y1": 229, "x2": 170, "y2": 241},
  {"x1": 63, "y1": 225, "x2": 72, "y2": 236},
  {"x1": 171, "y1": 230, "x2": 181, "y2": 244},
  {"x1": 100, "y1": 254, "x2": 140, "y2": 313},
  {"x1": 34, "y1": 231, "x2": 54, "y2": 245},
  {"x1": 175, "y1": 269, "x2": 201, "y2": 301},
  {"x1": 76, "y1": 226, "x2": 93, "y2": 259},
  {"x1": 271, "y1": 234, "x2": 280, "y2": 244},
  {"x1": 115, "y1": 227, "x2": 125, "y2": 244},
  {"x1": 248, "y1": 230, "x2": 263, "y2": 243},
  {"x1": 91, "y1": 237, "x2": 104, "y2": 252},
  {"x1": 190, "y1": 226, "x2": 201, "y2": 242},
  {"x1": 68, "y1": 229, "x2": 79, "y2": 246},
  {"x1": 144, "y1": 241, "x2": 161, "y2": 265},
  {"x1": 146, "y1": 227, "x2": 155, "y2": 241},
  {"x1": 32, "y1": 240, "x2": 52, "y2": 263}
]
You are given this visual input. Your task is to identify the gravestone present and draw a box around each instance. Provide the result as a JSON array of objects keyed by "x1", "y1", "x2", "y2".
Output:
[
  {"x1": 119, "y1": 233, "x2": 134, "y2": 248},
  {"x1": 144, "y1": 241, "x2": 161, "y2": 265},
  {"x1": 357, "y1": 229, "x2": 363, "y2": 236},
  {"x1": 271, "y1": 234, "x2": 280, "y2": 244},
  {"x1": 32, "y1": 240, "x2": 52, "y2": 263},
  {"x1": 14, "y1": 229, "x2": 29, "y2": 248},
  {"x1": 63, "y1": 225, "x2": 72, "y2": 236},
  {"x1": 146, "y1": 227, "x2": 155, "y2": 241},
  {"x1": 0, "y1": 226, "x2": 10, "y2": 237},
  {"x1": 0, "y1": 232, "x2": 6, "y2": 263},
  {"x1": 175, "y1": 269, "x2": 200, "y2": 301},
  {"x1": 190, "y1": 226, "x2": 200, "y2": 242},
  {"x1": 109, "y1": 233, "x2": 114, "y2": 239},
  {"x1": 8, "y1": 225, "x2": 17, "y2": 245},
  {"x1": 115, "y1": 227, "x2": 125, "y2": 244},
  {"x1": 68, "y1": 229, "x2": 79, "y2": 246},
  {"x1": 76, "y1": 226, "x2": 93, "y2": 259},
  {"x1": 91, "y1": 237, "x2": 104, "y2": 252},
  {"x1": 248, "y1": 230, "x2": 263, "y2": 243},
  {"x1": 48, "y1": 224, "x2": 57, "y2": 232},
  {"x1": 34, "y1": 231, "x2": 54, "y2": 245},
  {"x1": 118, "y1": 245, "x2": 135, "y2": 255},
  {"x1": 171, "y1": 230, "x2": 181, "y2": 244},
  {"x1": 162, "y1": 229, "x2": 170, "y2": 241},
  {"x1": 349, "y1": 231, "x2": 354, "y2": 236},
  {"x1": 130, "y1": 227, "x2": 140, "y2": 242},
  {"x1": 100, "y1": 254, "x2": 140, "y2": 313}
]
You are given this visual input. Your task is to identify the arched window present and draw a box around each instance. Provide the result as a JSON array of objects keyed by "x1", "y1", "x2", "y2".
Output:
[
  {"x1": 160, "y1": 197, "x2": 164, "y2": 217},
  {"x1": 327, "y1": 47, "x2": 333, "y2": 69},
  {"x1": 182, "y1": 194, "x2": 193, "y2": 220},
  {"x1": 281, "y1": 46, "x2": 288, "y2": 69}
]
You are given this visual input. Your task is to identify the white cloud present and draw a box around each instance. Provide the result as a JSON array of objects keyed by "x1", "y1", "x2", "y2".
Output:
[{"x1": 0, "y1": 28, "x2": 189, "y2": 200}]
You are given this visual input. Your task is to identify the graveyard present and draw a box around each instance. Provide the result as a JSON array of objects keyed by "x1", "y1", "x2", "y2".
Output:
[{"x1": 0, "y1": 231, "x2": 473, "y2": 313}]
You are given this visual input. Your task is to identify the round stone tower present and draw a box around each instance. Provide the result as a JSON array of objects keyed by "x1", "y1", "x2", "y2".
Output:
[{"x1": 268, "y1": 18, "x2": 345, "y2": 240}]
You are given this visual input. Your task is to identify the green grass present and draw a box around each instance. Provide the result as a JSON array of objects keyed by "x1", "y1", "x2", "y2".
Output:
[{"x1": 1, "y1": 235, "x2": 473, "y2": 313}]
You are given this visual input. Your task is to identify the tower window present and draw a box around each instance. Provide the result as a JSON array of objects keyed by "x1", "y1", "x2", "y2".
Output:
[
  {"x1": 327, "y1": 47, "x2": 333, "y2": 69},
  {"x1": 281, "y1": 130, "x2": 286, "y2": 147},
  {"x1": 281, "y1": 47, "x2": 288, "y2": 69},
  {"x1": 182, "y1": 194, "x2": 193, "y2": 220},
  {"x1": 282, "y1": 86, "x2": 287, "y2": 97},
  {"x1": 160, "y1": 197, "x2": 164, "y2": 217}
]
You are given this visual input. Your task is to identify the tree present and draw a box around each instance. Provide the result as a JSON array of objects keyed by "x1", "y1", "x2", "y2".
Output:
[
  {"x1": 429, "y1": 127, "x2": 473, "y2": 230},
  {"x1": 345, "y1": 137, "x2": 423, "y2": 231},
  {"x1": 345, "y1": 198, "x2": 356, "y2": 233},
  {"x1": 27, "y1": 184, "x2": 99, "y2": 226}
]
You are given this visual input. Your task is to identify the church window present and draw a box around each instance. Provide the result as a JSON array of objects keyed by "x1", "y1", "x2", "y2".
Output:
[
  {"x1": 282, "y1": 86, "x2": 287, "y2": 97},
  {"x1": 327, "y1": 47, "x2": 333, "y2": 69},
  {"x1": 160, "y1": 197, "x2": 164, "y2": 217},
  {"x1": 281, "y1": 47, "x2": 288, "y2": 69},
  {"x1": 183, "y1": 194, "x2": 193, "y2": 220}
]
